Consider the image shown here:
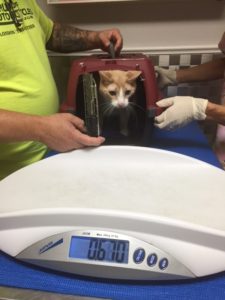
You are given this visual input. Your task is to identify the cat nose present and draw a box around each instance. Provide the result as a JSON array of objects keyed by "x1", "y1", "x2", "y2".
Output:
[{"x1": 118, "y1": 102, "x2": 127, "y2": 108}]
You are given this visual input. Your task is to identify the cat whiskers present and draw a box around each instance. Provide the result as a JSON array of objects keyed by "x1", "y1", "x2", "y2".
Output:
[
  {"x1": 100, "y1": 102, "x2": 115, "y2": 117},
  {"x1": 129, "y1": 102, "x2": 146, "y2": 113}
]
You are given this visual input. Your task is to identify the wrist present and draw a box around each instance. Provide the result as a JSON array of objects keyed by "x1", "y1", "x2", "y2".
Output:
[
  {"x1": 205, "y1": 101, "x2": 213, "y2": 115},
  {"x1": 193, "y1": 98, "x2": 208, "y2": 120},
  {"x1": 176, "y1": 69, "x2": 189, "y2": 84},
  {"x1": 168, "y1": 69, "x2": 177, "y2": 84},
  {"x1": 30, "y1": 115, "x2": 48, "y2": 143},
  {"x1": 205, "y1": 101, "x2": 225, "y2": 126},
  {"x1": 176, "y1": 69, "x2": 182, "y2": 83}
]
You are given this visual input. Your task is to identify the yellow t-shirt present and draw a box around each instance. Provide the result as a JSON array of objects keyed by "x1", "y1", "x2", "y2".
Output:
[{"x1": 0, "y1": 0, "x2": 59, "y2": 179}]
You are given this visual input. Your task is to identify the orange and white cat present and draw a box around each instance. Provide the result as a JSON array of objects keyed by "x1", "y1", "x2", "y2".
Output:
[{"x1": 98, "y1": 70, "x2": 141, "y2": 136}]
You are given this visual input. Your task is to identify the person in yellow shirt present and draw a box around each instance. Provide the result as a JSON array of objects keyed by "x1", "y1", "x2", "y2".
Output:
[{"x1": 0, "y1": 0, "x2": 123, "y2": 180}]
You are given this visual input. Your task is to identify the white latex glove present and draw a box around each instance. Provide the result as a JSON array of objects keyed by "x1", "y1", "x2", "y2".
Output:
[
  {"x1": 154, "y1": 66, "x2": 177, "y2": 89},
  {"x1": 154, "y1": 96, "x2": 208, "y2": 130}
]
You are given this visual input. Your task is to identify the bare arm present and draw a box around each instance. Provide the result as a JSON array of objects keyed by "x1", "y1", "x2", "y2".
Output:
[
  {"x1": 0, "y1": 109, "x2": 41, "y2": 142},
  {"x1": 177, "y1": 57, "x2": 225, "y2": 83},
  {"x1": 0, "y1": 109, "x2": 105, "y2": 151},
  {"x1": 206, "y1": 102, "x2": 225, "y2": 126},
  {"x1": 46, "y1": 23, "x2": 123, "y2": 55}
]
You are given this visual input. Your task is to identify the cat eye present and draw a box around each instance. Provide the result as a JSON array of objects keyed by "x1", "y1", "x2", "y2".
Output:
[
  {"x1": 125, "y1": 90, "x2": 131, "y2": 96},
  {"x1": 109, "y1": 91, "x2": 116, "y2": 96}
]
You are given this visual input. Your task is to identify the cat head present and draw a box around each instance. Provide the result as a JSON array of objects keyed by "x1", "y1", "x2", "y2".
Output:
[{"x1": 99, "y1": 70, "x2": 142, "y2": 108}]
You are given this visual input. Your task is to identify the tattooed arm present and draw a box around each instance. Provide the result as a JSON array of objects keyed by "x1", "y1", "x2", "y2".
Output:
[{"x1": 46, "y1": 23, "x2": 123, "y2": 55}]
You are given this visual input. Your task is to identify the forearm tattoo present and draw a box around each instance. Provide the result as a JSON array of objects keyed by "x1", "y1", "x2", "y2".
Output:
[{"x1": 46, "y1": 23, "x2": 97, "y2": 53}]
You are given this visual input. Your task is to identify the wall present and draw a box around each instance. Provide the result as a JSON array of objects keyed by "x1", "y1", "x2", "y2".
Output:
[{"x1": 37, "y1": 0, "x2": 225, "y2": 54}]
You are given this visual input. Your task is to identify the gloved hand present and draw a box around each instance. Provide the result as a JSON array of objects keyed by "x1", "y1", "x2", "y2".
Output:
[
  {"x1": 154, "y1": 96, "x2": 208, "y2": 130},
  {"x1": 154, "y1": 66, "x2": 177, "y2": 89}
]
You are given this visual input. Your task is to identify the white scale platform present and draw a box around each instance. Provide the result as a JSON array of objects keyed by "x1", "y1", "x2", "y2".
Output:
[{"x1": 0, "y1": 146, "x2": 225, "y2": 281}]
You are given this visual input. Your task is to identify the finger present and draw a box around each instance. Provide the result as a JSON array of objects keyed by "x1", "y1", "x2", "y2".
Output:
[
  {"x1": 97, "y1": 31, "x2": 110, "y2": 52},
  {"x1": 76, "y1": 121, "x2": 87, "y2": 133},
  {"x1": 154, "y1": 72, "x2": 159, "y2": 79},
  {"x1": 156, "y1": 98, "x2": 174, "y2": 108},
  {"x1": 107, "y1": 30, "x2": 123, "y2": 55},
  {"x1": 154, "y1": 66, "x2": 160, "y2": 79},
  {"x1": 76, "y1": 132, "x2": 105, "y2": 147},
  {"x1": 115, "y1": 42, "x2": 122, "y2": 56},
  {"x1": 73, "y1": 142, "x2": 84, "y2": 149},
  {"x1": 154, "y1": 114, "x2": 165, "y2": 124},
  {"x1": 69, "y1": 116, "x2": 88, "y2": 134},
  {"x1": 70, "y1": 115, "x2": 86, "y2": 131},
  {"x1": 113, "y1": 34, "x2": 123, "y2": 55},
  {"x1": 154, "y1": 121, "x2": 166, "y2": 129},
  {"x1": 102, "y1": 36, "x2": 110, "y2": 49}
]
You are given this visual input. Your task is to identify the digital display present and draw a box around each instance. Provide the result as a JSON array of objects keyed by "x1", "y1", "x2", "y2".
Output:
[{"x1": 69, "y1": 236, "x2": 129, "y2": 264}]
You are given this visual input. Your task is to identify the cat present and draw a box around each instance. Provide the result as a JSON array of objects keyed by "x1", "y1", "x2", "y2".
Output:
[{"x1": 98, "y1": 70, "x2": 142, "y2": 136}]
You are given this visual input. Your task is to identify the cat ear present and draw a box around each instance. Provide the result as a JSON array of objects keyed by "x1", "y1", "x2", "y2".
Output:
[
  {"x1": 99, "y1": 71, "x2": 113, "y2": 82},
  {"x1": 126, "y1": 71, "x2": 142, "y2": 81}
]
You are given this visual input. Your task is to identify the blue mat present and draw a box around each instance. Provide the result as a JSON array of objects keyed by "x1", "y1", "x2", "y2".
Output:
[
  {"x1": 1, "y1": 251, "x2": 225, "y2": 299},
  {"x1": 151, "y1": 122, "x2": 221, "y2": 168}
]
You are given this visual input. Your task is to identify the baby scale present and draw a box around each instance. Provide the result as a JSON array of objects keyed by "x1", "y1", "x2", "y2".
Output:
[
  {"x1": 60, "y1": 53, "x2": 161, "y2": 143},
  {"x1": 1, "y1": 146, "x2": 225, "y2": 281}
]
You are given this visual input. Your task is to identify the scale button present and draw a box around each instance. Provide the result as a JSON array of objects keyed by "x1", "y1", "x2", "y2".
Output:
[
  {"x1": 147, "y1": 253, "x2": 158, "y2": 267},
  {"x1": 133, "y1": 248, "x2": 145, "y2": 264},
  {"x1": 159, "y1": 258, "x2": 169, "y2": 270}
]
